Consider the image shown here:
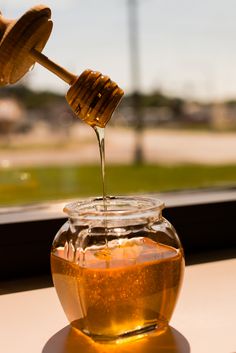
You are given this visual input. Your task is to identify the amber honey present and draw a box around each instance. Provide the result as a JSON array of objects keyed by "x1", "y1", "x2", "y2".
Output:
[{"x1": 51, "y1": 237, "x2": 184, "y2": 341}]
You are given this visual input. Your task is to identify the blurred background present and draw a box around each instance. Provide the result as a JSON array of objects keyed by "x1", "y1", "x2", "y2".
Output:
[{"x1": 0, "y1": 0, "x2": 236, "y2": 206}]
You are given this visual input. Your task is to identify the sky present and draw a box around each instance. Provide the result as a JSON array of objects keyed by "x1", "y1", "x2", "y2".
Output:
[{"x1": 2, "y1": 0, "x2": 236, "y2": 101}]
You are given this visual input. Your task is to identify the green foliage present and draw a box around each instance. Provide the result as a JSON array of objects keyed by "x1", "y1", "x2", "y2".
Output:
[
  {"x1": 0, "y1": 163, "x2": 235, "y2": 206},
  {"x1": 141, "y1": 91, "x2": 172, "y2": 107},
  {"x1": 0, "y1": 84, "x2": 64, "y2": 109},
  {"x1": 120, "y1": 90, "x2": 184, "y2": 110},
  {"x1": 225, "y1": 100, "x2": 236, "y2": 107}
]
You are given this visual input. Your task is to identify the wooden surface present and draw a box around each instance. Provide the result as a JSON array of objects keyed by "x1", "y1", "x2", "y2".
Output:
[{"x1": 0, "y1": 259, "x2": 235, "y2": 353}]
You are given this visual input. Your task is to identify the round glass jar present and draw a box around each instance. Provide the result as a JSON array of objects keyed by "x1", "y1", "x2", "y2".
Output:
[{"x1": 51, "y1": 196, "x2": 184, "y2": 342}]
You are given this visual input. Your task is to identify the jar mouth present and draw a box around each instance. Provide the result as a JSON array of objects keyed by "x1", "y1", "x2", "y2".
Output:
[{"x1": 63, "y1": 196, "x2": 164, "y2": 222}]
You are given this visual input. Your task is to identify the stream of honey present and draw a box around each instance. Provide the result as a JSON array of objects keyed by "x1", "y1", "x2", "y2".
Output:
[
  {"x1": 94, "y1": 126, "x2": 107, "y2": 209},
  {"x1": 51, "y1": 237, "x2": 184, "y2": 340}
]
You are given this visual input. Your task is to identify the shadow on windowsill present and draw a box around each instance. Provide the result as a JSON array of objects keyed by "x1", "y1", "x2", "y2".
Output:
[{"x1": 42, "y1": 325, "x2": 190, "y2": 353}]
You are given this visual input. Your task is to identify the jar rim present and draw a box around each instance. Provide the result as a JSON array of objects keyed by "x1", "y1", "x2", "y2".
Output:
[{"x1": 63, "y1": 195, "x2": 164, "y2": 221}]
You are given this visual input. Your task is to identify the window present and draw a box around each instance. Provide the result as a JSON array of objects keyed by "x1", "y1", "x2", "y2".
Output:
[
  {"x1": 0, "y1": 1, "x2": 235, "y2": 207},
  {"x1": 0, "y1": 2, "x2": 236, "y2": 284}
]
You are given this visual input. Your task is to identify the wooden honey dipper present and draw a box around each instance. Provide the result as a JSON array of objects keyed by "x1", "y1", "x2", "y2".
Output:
[{"x1": 0, "y1": 5, "x2": 124, "y2": 128}]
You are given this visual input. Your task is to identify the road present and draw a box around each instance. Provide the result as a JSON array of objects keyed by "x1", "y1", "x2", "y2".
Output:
[{"x1": 0, "y1": 126, "x2": 236, "y2": 167}]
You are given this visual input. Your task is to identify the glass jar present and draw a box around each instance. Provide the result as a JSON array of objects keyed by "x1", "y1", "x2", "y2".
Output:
[{"x1": 51, "y1": 196, "x2": 184, "y2": 343}]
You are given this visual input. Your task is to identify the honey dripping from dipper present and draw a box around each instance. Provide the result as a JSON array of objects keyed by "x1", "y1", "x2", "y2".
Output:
[{"x1": 0, "y1": 5, "x2": 124, "y2": 208}]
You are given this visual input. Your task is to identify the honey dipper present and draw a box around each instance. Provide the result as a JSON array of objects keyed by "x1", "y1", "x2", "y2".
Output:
[{"x1": 0, "y1": 5, "x2": 124, "y2": 127}]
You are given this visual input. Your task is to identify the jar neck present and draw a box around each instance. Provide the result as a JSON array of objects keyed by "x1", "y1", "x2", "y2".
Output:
[{"x1": 64, "y1": 196, "x2": 164, "y2": 228}]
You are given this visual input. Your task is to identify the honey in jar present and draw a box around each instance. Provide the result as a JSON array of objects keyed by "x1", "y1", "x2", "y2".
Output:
[{"x1": 51, "y1": 196, "x2": 184, "y2": 342}]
